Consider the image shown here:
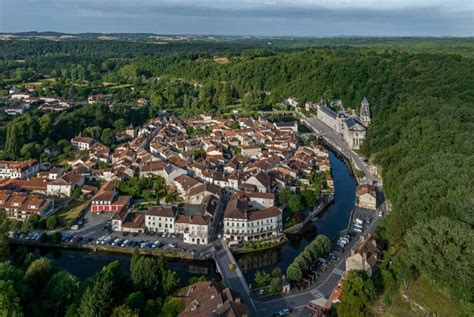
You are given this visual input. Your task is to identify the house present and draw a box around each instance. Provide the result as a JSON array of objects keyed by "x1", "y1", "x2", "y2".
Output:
[
  {"x1": 178, "y1": 281, "x2": 249, "y2": 317},
  {"x1": 139, "y1": 160, "x2": 167, "y2": 178},
  {"x1": 113, "y1": 208, "x2": 145, "y2": 233},
  {"x1": 125, "y1": 124, "x2": 136, "y2": 138},
  {"x1": 144, "y1": 206, "x2": 177, "y2": 234},
  {"x1": 187, "y1": 183, "x2": 221, "y2": 204},
  {"x1": 175, "y1": 215, "x2": 211, "y2": 245},
  {"x1": 0, "y1": 191, "x2": 53, "y2": 220},
  {"x1": 345, "y1": 235, "x2": 382, "y2": 277},
  {"x1": 87, "y1": 94, "x2": 107, "y2": 104},
  {"x1": 46, "y1": 172, "x2": 85, "y2": 197},
  {"x1": 356, "y1": 184, "x2": 377, "y2": 210},
  {"x1": 71, "y1": 136, "x2": 95, "y2": 151},
  {"x1": 273, "y1": 121, "x2": 298, "y2": 133},
  {"x1": 0, "y1": 160, "x2": 39, "y2": 180},
  {"x1": 90, "y1": 181, "x2": 131, "y2": 213},
  {"x1": 223, "y1": 192, "x2": 282, "y2": 242},
  {"x1": 173, "y1": 174, "x2": 202, "y2": 196},
  {"x1": 240, "y1": 145, "x2": 261, "y2": 158},
  {"x1": 241, "y1": 171, "x2": 271, "y2": 193}
]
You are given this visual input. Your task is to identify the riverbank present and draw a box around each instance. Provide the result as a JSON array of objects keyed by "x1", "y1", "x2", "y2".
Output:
[
  {"x1": 10, "y1": 238, "x2": 210, "y2": 262},
  {"x1": 284, "y1": 194, "x2": 334, "y2": 234},
  {"x1": 230, "y1": 235, "x2": 288, "y2": 255}
]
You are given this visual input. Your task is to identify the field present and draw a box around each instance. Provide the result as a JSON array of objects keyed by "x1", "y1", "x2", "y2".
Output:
[{"x1": 56, "y1": 199, "x2": 89, "y2": 224}]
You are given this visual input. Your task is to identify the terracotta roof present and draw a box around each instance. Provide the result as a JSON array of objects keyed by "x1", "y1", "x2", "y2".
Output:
[
  {"x1": 72, "y1": 136, "x2": 95, "y2": 145},
  {"x1": 146, "y1": 206, "x2": 176, "y2": 218},
  {"x1": 356, "y1": 184, "x2": 376, "y2": 197},
  {"x1": 247, "y1": 206, "x2": 282, "y2": 221},
  {"x1": 175, "y1": 215, "x2": 211, "y2": 226},
  {"x1": 178, "y1": 281, "x2": 249, "y2": 317}
]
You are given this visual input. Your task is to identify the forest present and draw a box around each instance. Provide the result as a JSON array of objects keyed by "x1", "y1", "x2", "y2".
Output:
[{"x1": 0, "y1": 38, "x2": 473, "y2": 315}]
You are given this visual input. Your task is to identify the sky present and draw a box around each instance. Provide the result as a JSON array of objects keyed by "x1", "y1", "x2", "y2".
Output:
[{"x1": 0, "y1": 0, "x2": 473, "y2": 36}]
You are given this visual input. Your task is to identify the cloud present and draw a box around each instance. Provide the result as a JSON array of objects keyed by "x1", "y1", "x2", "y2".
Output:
[{"x1": 0, "y1": 0, "x2": 472, "y2": 36}]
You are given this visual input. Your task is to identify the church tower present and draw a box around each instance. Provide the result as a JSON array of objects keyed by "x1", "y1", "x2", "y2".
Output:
[{"x1": 360, "y1": 97, "x2": 371, "y2": 127}]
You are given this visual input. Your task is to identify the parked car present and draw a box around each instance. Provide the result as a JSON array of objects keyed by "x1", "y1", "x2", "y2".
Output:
[
  {"x1": 70, "y1": 224, "x2": 79, "y2": 230},
  {"x1": 278, "y1": 308, "x2": 290, "y2": 316},
  {"x1": 227, "y1": 263, "x2": 235, "y2": 271}
]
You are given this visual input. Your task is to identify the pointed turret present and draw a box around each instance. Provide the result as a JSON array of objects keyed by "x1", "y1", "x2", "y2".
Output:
[{"x1": 360, "y1": 97, "x2": 371, "y2": 127}]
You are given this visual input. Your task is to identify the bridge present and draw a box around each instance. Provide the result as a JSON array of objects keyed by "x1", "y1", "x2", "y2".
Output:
[{"x1": 213, "y1": 239, "x2": 257, "y2": 313}]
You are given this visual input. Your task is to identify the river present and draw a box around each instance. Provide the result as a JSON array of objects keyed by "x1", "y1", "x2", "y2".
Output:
[{"x1": 30, "y1": 150, "x2": 355, "y2": 285}]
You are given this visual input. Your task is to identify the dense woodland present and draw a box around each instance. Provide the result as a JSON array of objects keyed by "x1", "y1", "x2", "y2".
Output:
[{"x1": 0, "y1": 38, "x2": 473, "y2": 315}]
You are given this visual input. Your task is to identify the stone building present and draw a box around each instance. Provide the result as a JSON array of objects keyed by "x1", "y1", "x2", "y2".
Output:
[{"x1": 316, "y1": 97, "x2": 371, "y2": 150}]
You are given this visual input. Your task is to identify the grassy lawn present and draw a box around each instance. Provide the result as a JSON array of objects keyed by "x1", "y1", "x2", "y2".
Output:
[
  {"x1": 56, "y1": 200, "x2": 89, "y2": 224},
  {"x1": 369, "y1": 277, "x2": 462, "y2": 317}
]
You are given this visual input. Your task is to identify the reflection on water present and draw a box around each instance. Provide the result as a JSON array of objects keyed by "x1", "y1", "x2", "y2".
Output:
[
  {"x1": 12, "y1": 150, "x2": 354, "y2": 285},
  {"x1": 241, "y1": 150, "x2": 356, "y2": 281}
]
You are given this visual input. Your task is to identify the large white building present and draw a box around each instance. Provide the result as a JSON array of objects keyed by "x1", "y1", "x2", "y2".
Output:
[
  {"x1": 144, "y1": 206, "x2": 177, "y2": 234},
  {"x1": 316, "y1": 98, "x2": 371, "y2": 150},
  {"x1": 0, "y1": 160, "x2": 39, "y2": 180},
  {"x1": 175, "y1": 215, "x2": 211, "y2": 245},
  {"x1": 223, "y1": 192, "x2": 282, "y2": 242}
]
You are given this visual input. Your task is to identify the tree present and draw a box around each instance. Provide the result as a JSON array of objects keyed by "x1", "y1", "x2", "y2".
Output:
[
  {"x1": 100, "y1": 128, "x2": 115, "y2": 146},
  {"x1": 301, "y1": 188, "x2": 317, "y2": 208},
  {"x1": 0, "y1": 211, "x2": 10, "y2": 260},
  {"x1": 162, "y1": 270, "x2": 180, "y2": 296},
  {"x1": 5, "y1": 125, "x2": 19, "y2": 159},
  {"x1": 46, "y1": 216, "x2": 58, "y2": 230},
  {"x1": 286, "y1": 263, "x2": 302, "y2": 281},
  {"x1": 405, "y1": 216, "x2": 474, "y2": 301},
  {"x1": 78, "y1": 261, "x2": 123, "y2": 317},
  {"x1": 278, "y1": 187, "x2": 292, "y2": 206},
  {"x1": 71, "y1": 187, "x2": 83, "y2": 200},
  {"x1": 124, "y1": 291, "x2": 145, "y2": 311},
  {"x1": 131, "y1": 251, "x2": 165, "y2": 297},
  {"x1": 110, "y1": 305, "x2": 139, "y2": 317},
  {"x1": 272, "y1": 267, "x2": 283, "y2": 279},
  {"x1": 0, "y1": 280, "x2": 23, "y2": 317},
  {"x1": 288, "y1": 195, "x2": 303, "y2": 214},
  {"x1": 337, "y1": 270, "x2": 376, "y2": 317},
  {"x1": 254, "y1": 271, "x2": 272, "y2": 288},
  {"x1": 160, "y1": 297, "x2": 185, "y2": 317},
  {"x1": 268, "y1": 278, "x2": 282, "y2": 294},
  {"x1": 24, "y1": 258, "x2": 56, "y2": 293},
  {"x1": 45, "y1": 270, "x2": 80, "y2": 316}
]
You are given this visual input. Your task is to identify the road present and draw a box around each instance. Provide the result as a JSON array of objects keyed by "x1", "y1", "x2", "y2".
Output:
[
  {"x1": 251, "y1": 214, "x2": 381, "y2": 316},
  {"x1": 301, "y1": 115, "x2": 377, "y2": 183},
  {"x1": 213, "y1": 240, "x2": 256, "y2": 312}
]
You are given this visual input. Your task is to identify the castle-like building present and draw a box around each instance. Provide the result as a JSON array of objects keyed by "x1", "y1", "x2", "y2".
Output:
[{"x1": 316, "y1": 97, "x2": 371, "y2": 150}]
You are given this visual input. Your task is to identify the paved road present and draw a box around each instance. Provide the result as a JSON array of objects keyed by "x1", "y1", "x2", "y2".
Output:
[
  {"x1": 213, "y1": 240, "x2": 257, "y2": 312},
  {"x1": 301, "y1": 116, "x2": 377, "y2": 183},
  {"x1": 251, "y1": 215, "x2": 381, "y2": 316}
]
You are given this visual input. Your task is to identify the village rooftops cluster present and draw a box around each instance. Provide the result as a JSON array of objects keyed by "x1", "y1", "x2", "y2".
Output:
[{"x1": 0, "y1": 113, "x2": 333, "y2": 247}]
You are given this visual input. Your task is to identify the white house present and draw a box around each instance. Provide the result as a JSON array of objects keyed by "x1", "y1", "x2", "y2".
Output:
[
  {"x1": 175, "y1": 215, "x2": 211, "y2": 245},
  {"x1": 71, "y1": 136, "x2": 95, "y2": 151},
  {"x1": 0, "y1": 160, "x2": 39, "y2": 180},
  {"x1": 144, "y1": 206, "x2": 176, "y2": 233},
  {"x1": 223, "y1": 192, "x2": 282, "y2": 242}
]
